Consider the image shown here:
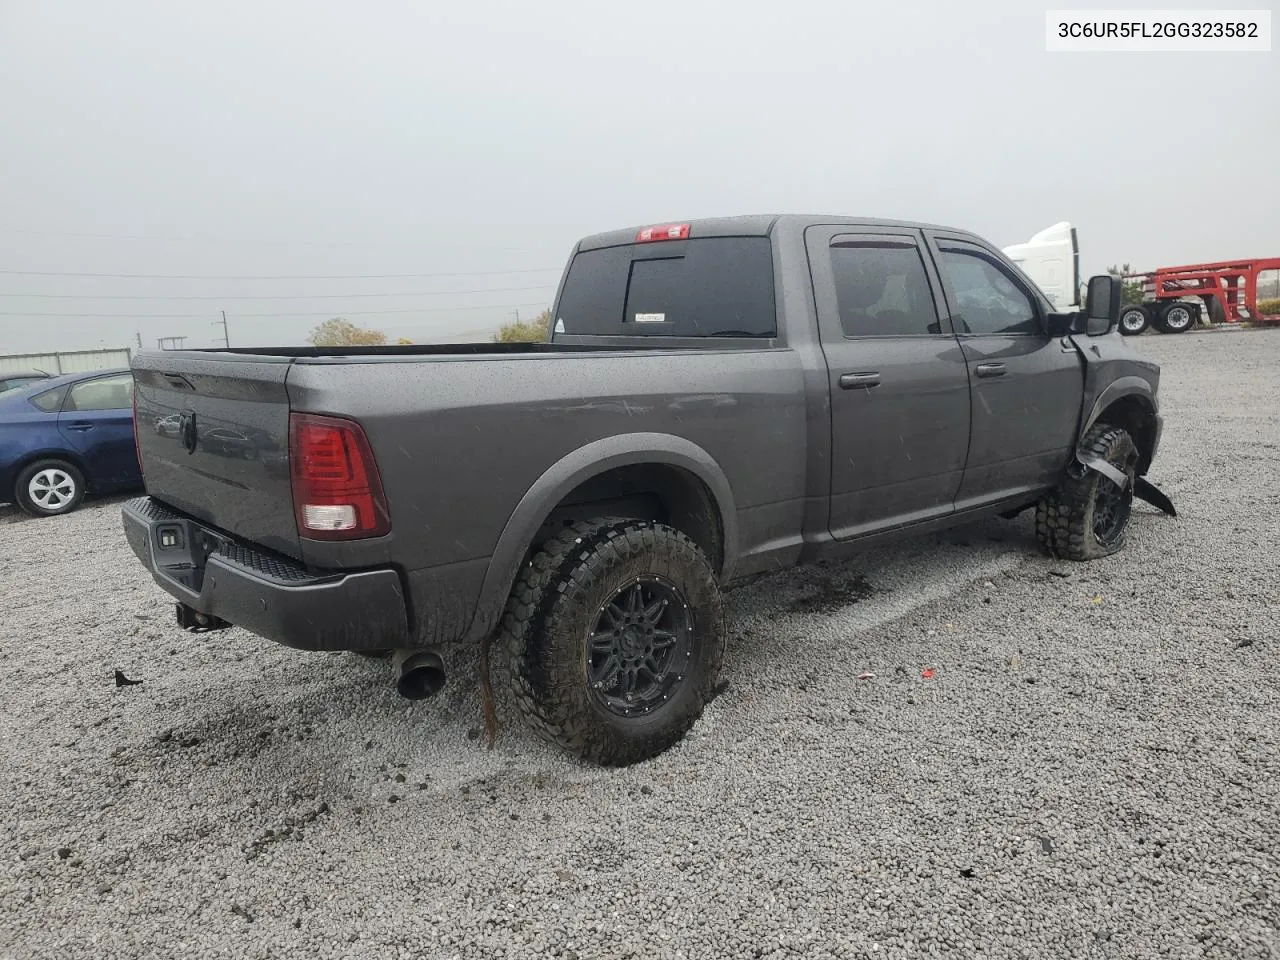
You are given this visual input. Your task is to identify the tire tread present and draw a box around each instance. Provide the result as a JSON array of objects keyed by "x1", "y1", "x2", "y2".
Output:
[
  {"x1": 498, "y1": 517, "x2": 724, "y2": 765},
  {"x1": 1035, "y1": 424, "x2": 1136, "y2": 561}
]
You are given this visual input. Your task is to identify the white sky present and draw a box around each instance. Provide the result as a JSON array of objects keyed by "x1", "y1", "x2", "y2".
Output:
[{"x1": 1, "y1": 0, "x2": 1276, "y2": 352}]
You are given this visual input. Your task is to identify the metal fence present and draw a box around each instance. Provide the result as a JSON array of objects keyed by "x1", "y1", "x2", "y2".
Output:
[{"x1": 0, "y1": 348, "x2": 132, "y2": 375}]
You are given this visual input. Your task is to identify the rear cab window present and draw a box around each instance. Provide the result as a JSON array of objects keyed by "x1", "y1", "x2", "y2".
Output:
[{"x1": 553, "y1": 235, "x2": 776, "y2": 338}]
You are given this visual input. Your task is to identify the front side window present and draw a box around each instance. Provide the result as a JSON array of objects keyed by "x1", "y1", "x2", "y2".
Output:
[
  {"x1": 938, "y1": 248, "x2": 1039, "y2": 335},
  {"x1": 830, "y1": 241, "x2": 941, "y2": 337},
  {"x1": 65, "y1": 373, "x2": 134, "y2": 412}
]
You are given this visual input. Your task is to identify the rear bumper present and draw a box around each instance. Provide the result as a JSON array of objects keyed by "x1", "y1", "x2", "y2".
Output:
[{"x1": 121, "y1": 496, "x2": 409, "y2": 651}]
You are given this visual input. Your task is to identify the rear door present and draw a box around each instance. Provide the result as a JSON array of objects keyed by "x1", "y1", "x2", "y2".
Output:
[
  {"x1": 57, "y1": 372, "x2": 138, "y2": 486},
  {"x1": 805, "y1": 225, "x2": 971, "y2": 539},
  {"x1": 925, "y1": 233, "x2": 1083, "y2": 507}
]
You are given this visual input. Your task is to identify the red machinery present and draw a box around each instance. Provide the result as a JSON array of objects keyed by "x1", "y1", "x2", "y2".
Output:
[{"x1": 1118, "y1": 258, "x2": 1280, "y2": 336}]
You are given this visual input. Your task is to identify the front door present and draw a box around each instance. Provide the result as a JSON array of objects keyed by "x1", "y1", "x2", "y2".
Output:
[
  {"x1": 925, "y1": 234, "x2": 1084, "y2": 508},
  {"x1": 805, "y1": 225, "x2": 972, "y2": 540}
]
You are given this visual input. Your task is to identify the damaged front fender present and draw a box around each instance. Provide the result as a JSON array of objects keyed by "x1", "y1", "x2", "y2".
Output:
[
  {"x1": 1076, "y1": 451, "x2": 1177, "y2": 518},
  {"x1": 1134, "y1": 477, "x2": 1177, "y2": 517}
]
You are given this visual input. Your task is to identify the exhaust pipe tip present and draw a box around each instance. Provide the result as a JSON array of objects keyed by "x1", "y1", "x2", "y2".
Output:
[{"x1": 392, "y1": 647, "x2": 446, "y2": 700}]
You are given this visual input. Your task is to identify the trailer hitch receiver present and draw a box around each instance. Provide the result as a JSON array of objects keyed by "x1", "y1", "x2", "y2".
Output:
[{"x1": 175, "y1": 602, "x2": 232, "y2": 633}]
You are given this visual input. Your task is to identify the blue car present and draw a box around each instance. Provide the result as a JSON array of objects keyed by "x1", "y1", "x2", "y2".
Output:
[{"x1": 0, "y1": 368, "x2": 142, "y2": 517}]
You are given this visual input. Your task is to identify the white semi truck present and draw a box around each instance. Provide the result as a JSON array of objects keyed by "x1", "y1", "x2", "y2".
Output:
[{"x1": 1003, "y1": 221, "x2": 1080, "y2": 314}]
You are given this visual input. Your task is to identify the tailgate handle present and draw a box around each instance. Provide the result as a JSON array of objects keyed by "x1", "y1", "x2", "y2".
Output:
[{"x1": 162, "y1": 373, "x2": 195, "y2": 390}]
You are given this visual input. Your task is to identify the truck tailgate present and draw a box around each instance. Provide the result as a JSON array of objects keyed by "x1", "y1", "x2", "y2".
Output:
[{"x1": 132, "y1": 354, "x2": 300, "y2": 558}]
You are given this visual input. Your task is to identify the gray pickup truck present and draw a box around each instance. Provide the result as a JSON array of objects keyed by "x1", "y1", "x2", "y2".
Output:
[{"x1": 122, "y1": 215, "x2": 1172, "y2": 765}]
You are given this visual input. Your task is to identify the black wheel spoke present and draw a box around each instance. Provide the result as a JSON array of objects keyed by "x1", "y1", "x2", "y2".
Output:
[
  {"x1": 592, "y1": 654, "x2": 622, "y2": 689},
  {"x1": 1092, "y1": 461, "x2": 1134, "y2": 544},
  {"x1": 587, "y1": 576, "x2": 692, "y2": 717},
  {"x1": 620, "y1": 665, "x2": 640, "y2": 697},
  {"x1": 641, "y1": 597, "x2": 666, "y2": 626}
]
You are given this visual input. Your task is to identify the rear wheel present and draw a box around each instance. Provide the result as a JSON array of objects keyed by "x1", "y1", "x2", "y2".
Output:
[
  {"x1": 500, "y1": 517, "x2": 725, "y2": 766},
  {"x1": 1155, "y1": 301, "x2": 1195, "y2": 334},
  {"x1": 1036, "y1": 425, "x2": 1139, "y2": 561},
  {"x1": 15, "y1": 460, "x2": 85, "y2": 517},
  {"x1": 1118, "y1": 304, "x2": 1151, "y2": 336}
]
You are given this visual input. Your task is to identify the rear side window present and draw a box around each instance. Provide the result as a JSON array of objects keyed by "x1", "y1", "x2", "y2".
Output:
[
  {"x1": 65, "y1": 373, "x2": 134, "y2": 412},
  {"x1": 29, "y1": 384, "x2": 68, "y2": 412},
  {"x1": 830, "y1": 241, "x2": 942, "y2": 337},
  {"x1": 554, "y1": 237, "x2": 776, "y2": 338}
]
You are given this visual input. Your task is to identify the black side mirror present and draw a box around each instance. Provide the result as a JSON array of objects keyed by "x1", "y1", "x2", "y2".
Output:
[
  {"x1": 1045, "y1": 312, "x2": 1079, "y2": 337},
  {"x1": 1085, "y1": 275, "x2": 1122, "y2": 335}
]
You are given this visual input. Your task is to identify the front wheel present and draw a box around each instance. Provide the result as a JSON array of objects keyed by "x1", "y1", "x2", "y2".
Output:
[
  {"x1": 1036, "y1": 425, "x2": 1139, "y2": 561},
  {"x1": 15, "y1": 460, "x2": 86, "y2": 517},
  {"x1": 500, "y1": 518, "x2": 725, "y2": 766}
]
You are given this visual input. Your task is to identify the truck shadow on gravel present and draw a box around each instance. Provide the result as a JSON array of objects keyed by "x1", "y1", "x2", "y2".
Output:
[
  {"x1": 120, "y1": 510, "x2": 1048, "y2": 777},
  {"x1": 725, "y1": 513, "x2": 1039, "y2": 617}
]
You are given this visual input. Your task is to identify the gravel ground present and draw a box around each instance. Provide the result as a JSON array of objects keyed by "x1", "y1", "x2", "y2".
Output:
[{"x1": 1, "y1": 329, "x2": 1278, "y2": 960}]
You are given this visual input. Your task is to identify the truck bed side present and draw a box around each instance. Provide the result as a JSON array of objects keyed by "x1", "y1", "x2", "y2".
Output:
[{"x1": 285, "y1": 347, "x2": 809, "y2": 644}]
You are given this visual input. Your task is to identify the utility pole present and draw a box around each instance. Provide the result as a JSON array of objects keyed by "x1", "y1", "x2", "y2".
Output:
[
  {"x1": 514, "y1": 309, "x2": 520, "y2": 324},
  {"x1": 214, "y1": 311, "x2": 231, "y2": 348},
  {"x1": 135, "y1": 332, "x2": 143, "y2": 349}
]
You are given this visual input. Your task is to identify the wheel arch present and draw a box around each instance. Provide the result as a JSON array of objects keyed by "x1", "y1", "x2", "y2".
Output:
[
  {"x1": 462, "y1": 433, "x2": 737, "y2": 645},
  {"x1": 9, "y1": 449, "x2": 93, "y2": 498},
  {"x1": 1083, "y1": 381, "x2": 1159, "y2": 476}
]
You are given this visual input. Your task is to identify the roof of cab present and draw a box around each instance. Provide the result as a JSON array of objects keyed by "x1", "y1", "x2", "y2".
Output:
[{"x1": 575, "y1": 214, "x2": 978, "y2": 252}]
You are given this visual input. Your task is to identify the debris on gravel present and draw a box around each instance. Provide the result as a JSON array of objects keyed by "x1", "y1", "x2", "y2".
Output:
[{"x1": 1, "y1": 330, "x2": 1278, "y2": 959}]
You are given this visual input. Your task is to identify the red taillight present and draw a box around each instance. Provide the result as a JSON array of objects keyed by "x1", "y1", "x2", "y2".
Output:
[
  {"x1": 288, "y1": 412, "x2": 390, "y2": 540},
  {"x1": 635, "y1": 223, "x2": 690, "y2": 243}
]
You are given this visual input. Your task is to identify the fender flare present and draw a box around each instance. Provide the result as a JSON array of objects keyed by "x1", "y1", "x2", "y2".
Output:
[
  {"x1": 1080, "y1": 376, "x2": 1157, "y2": 439},
  {"x1": 1076, "y1": 377, "x2": 1165, "y2": 500},
  {"x1": 462, "y1": 432, "x2": 738, "y2": 644}
]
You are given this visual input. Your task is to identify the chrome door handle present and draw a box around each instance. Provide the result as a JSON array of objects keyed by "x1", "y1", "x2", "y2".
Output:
[
  {"x1": 974, "y1": 363, "x2": 1006, "y2": 379},
  {"x1": 839, "y1": 372, "x2": 882, "y2": 389}
]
